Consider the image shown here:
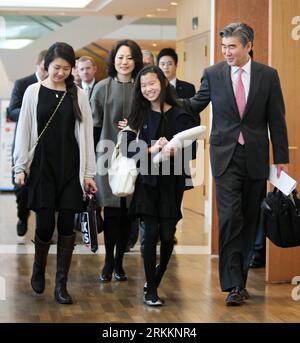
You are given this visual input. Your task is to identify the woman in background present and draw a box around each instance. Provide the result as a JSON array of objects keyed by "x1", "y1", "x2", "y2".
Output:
[{"x1": 91, "y1": 39, "x2": 143, "y2": 282}]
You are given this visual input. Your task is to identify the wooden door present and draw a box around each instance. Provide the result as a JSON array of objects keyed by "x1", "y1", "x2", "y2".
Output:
[
  {"x1": 266, "y1": 0, "x2": 300, "y2": 282},
  {"x1": 178, "y1": 32, "x2": 210, "y2": 215}
]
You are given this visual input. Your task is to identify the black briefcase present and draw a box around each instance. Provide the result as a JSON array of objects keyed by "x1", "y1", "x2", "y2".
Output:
[{"x1": 261, "y1": 187, "x2": 300, "y2": 248}]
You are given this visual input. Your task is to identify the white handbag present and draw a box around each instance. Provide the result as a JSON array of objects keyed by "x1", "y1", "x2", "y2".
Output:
[{"x1": 108, "y1": 127, "x2": 139, "y2": 197}]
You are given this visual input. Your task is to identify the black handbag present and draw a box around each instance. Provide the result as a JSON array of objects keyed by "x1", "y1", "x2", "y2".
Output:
[
  {"x1": 261, "y1": 187, "x2": 300, "y2": 248},
  {"x1": 74, "y1": 193, "x2": 104, "y2": 253}
]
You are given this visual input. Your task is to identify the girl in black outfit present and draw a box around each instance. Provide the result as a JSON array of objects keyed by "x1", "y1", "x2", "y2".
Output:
[
  {"x1": 14, "y1": 42, "x2": 97, "y2": 304},
  {"x1": 124, "y1": 66, "x2": 197, "y2": 306}
]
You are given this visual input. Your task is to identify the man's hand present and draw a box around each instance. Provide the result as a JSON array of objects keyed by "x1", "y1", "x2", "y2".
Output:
[{"x1": 277, "y1": 164, "x2": 289, "y2": 178}]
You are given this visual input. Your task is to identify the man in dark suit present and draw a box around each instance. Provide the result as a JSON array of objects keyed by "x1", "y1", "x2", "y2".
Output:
[
  {"x1": 184, "y1": 22, "x2": 289, "y2": 306},
  {"x1": 77, "y1": 55, "x2": 99, "y2": 151},
  {"x1": 157, "y1": 48, "x2": 196, "y2": 99},
  {"x1": 7, "y1": 49, "x2": 48, "y2": 237}
]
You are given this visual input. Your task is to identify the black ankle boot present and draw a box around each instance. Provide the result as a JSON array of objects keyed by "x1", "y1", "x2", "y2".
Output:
[
  {"x1": 54, "y1": 234, "x2": 75, "y2": 305},
  {"x1": 31, "y1": 234, "x2": 51, "y2": 294}
]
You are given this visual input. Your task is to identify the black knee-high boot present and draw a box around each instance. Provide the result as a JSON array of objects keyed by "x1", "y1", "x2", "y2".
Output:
[
  {"x1": 31, "y1": 234, "x2": 51, "y2": 294},
  {"x1": 54, "y1": 234, "x2": 75, "y2": 305}
]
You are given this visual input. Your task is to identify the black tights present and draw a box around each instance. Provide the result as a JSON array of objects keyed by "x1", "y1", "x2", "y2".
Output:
[
  {"x1": 102, "y1": 206, "x2": 131, "y2": 275},
  {"x1": 35, "y1": 208, "x2": 76, "y2": 242},
  {"x1": 143, "y1": 216, "x2": 177, "y2": 299}
]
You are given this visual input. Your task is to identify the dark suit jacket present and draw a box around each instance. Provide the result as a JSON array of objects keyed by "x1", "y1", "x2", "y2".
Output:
[
  {"x1": 8, "y1": 73, "x2": 38, "y2": 157},
  {"x1": 176, "y1": 79, "x2": 196, "y2": 99},
  {"x1": 184, "y1": 60, "x2": 289, "y2": 179},
  {"x1": 7, "y1": 73, "x2": 37, "y2": 122}
]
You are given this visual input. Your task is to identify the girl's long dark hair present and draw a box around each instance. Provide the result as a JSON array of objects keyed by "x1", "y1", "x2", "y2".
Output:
[
  {"x1": 44, "y1": 42, "x2": 82, "y2": 121},
  {"x1": 128, "y1": 65, "x2": 181, "y2": 131}
]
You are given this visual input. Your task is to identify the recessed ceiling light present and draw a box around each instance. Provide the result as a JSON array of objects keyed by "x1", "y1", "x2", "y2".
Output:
[
  {"x1": 152, "y1": 43, "x2": 157, "y2": 47},
  {"x1": 146, "y1": 14, "x2": 156, "y2": 18},
  {"x1": 170, "y1": 2, "x2": 178, "y2": 5},
  {"x1": 0, "y1": 0, "x2": 92, "y2": 8},
  {"x1": 156, "y1": 8, "x2": 168, "y2": 12}
]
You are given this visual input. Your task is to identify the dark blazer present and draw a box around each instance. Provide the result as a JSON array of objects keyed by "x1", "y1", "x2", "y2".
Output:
[
  {"x1": 8, "y1": 73, "x2": 38, "y2": 157},
  {"x1": 7, "y1": 73, "x2": 37, "y2": 122},
  {"x1": 176, "y1": 79, "x2": 196, "y2": 99},
  {"x1": 184, "y1": 60, "x2": 289, "y2": 179}
]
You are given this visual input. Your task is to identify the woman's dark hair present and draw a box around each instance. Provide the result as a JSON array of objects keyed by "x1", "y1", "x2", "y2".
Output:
[
  {"x1": 128, "y1": 65, "x2": 181, "y2": 131},
  {"x1": 44, "y1": 42, "x2": 82, "y2": 121},
  {"x1": 107, "y1": 39, "x2": 143, "y2": 80}
]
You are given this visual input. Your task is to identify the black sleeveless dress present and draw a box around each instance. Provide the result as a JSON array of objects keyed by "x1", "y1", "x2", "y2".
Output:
[{"x1": 28, "y1": 85, "x2": 83, "y2": 211}]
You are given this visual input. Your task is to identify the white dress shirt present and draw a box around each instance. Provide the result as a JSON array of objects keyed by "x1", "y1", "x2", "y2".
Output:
[
  {"x1": 169, "y1": 78, "x2": 177, "y2": 89},
  {"x1": 231, "y1": 58, "x2": 251, "y2": 101},
  {"x1": 82, "y1": 79, "x2": 95, "y2": 95}
]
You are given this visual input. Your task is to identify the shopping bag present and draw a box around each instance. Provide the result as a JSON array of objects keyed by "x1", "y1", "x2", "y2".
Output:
[{"x1": 74, "y1": 193, "x2": 103, "y2": 253}]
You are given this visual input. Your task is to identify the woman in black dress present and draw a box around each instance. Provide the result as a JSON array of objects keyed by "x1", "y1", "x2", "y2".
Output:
[
  {"x1": 125, "y1": 66, "x2": 198, "y2": 306},
  {"x1": 14, "y1": 42, "x2": 97, "y2": 305}
]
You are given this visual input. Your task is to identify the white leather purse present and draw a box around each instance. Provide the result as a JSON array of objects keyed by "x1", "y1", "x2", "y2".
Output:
[{"x1": 108, "y1": 126, "x2": 139, "y2": 197}]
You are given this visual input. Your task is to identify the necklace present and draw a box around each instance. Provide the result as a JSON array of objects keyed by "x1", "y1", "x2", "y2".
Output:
[{"x1": 53, "y1": 90, "x2": 64, "y2": 98}]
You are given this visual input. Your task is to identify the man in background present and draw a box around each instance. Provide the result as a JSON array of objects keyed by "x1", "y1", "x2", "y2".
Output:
[
  {"x1": 77, "y1": 55, "x2": 99, "y2": 151},
  {"x1": 157, "y1": 47, "x2": 196, "y2": 99},
  {"x1": 8, "y1": 49, "x2": 48, "y2": 236},
  {"x1": 142, "y1": 49, "x2": 155, "y2": 67}
]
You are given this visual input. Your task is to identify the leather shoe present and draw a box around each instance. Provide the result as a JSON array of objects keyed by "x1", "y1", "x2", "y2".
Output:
[
  {"x1": 143, "y1": 294, "x2": 164, "y2": 306},
  {"x1": 17, "y1": 219, "x2": 28, "y2": 236},
  {"x1": 99, "y1": 272, "x2": 112, "y2": 283},
  {"x1": 249, "y1": 257, "x2": 265, "y2": 268},
  {"x1": 114, "y1": 272, "x2": 128, "y2": 281},
  {"x1": 225, "y1": 287, "x2": 245, "y2": 306},
  {"x1": 240, "y1": 288, "x2": 250, "y2": 300}
]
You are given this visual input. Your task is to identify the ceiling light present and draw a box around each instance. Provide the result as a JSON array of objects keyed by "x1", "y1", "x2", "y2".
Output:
[
  {"x1": 0, "y1": 39, "x2": 33, "y2": 49},
  {"x1": 156, "y1": 8, "x2": 168, "y2": 12},
  {"x1": 170, "y1": 2, "x2": 178, "y2": 5},
  {"x1": 152, "y1": 43, "x2": 157, "y2": 47},
  {"x1": 146, "y1": 14, "x2": 156, "y2": 18},
  {"x1": 0, "y1": 0, "x2": 92, "y2": 8}
]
